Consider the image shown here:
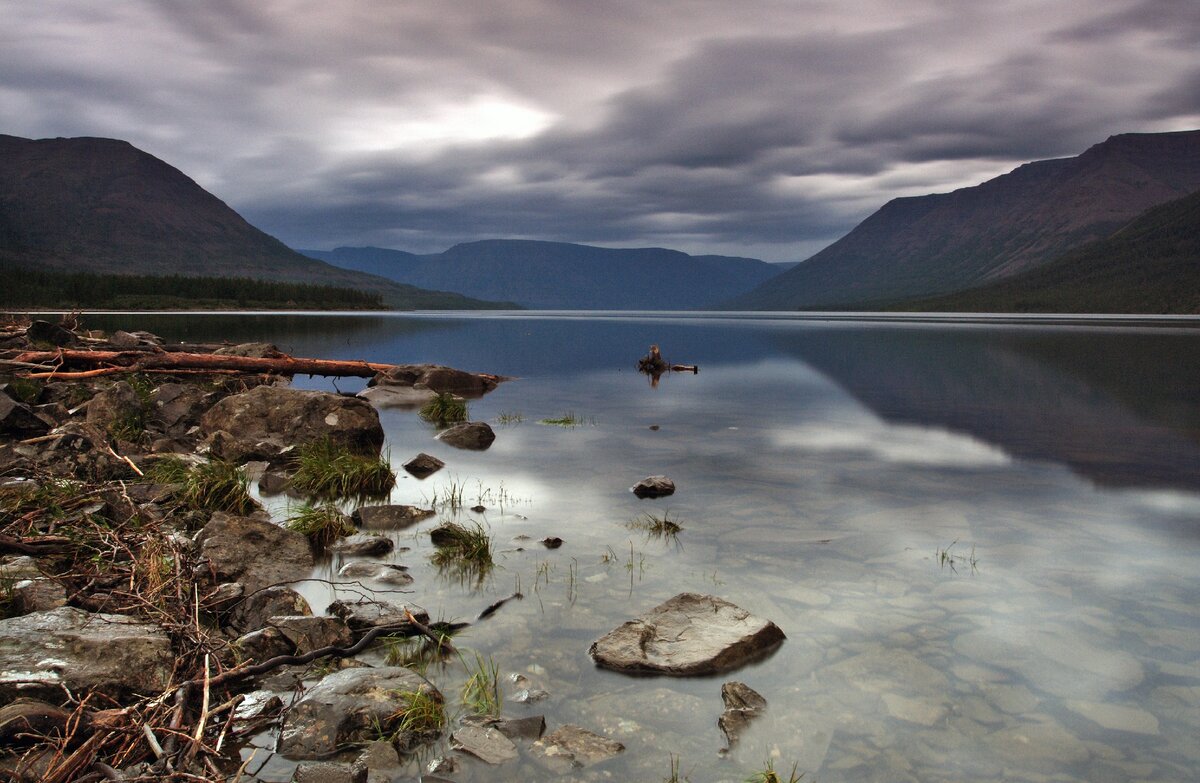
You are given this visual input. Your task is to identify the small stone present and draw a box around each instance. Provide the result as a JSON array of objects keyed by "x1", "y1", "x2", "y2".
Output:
[
  {"x1": 540, "y1": 537, "x2": 564, "y2": 549},
  {"x1": 258, "y1": 471, "x2": 292, "y2": 495},
  {"x1": 450, "y1": 724, "x2": 518, "y2": 765},
  {"x1": 330, "y1": 534, "x2": 394, "y2": 557},
  {"x1": 10, "y1": 579, "x2": 67, "y2": 615},
  {"x1": 354, "y1": 739, "x2": 400, "y2": 771},
  {"x1": 291, "y1": 760, "x2": 363, "y2": 783},
  {"x1": 434, "y1": 421, "x2": 496, "y2": 450},
  {"x1": 632, "y1": 475, "x2": 675, "y2": 498},
  {"x1": 511, "y1": 688, "x2": 550, "y2": 704},
  {"x1": 471, "y1": 505, "x2": 487, "y2": 513},
  {"x1": 351, "y1": 504, "x2": 435, "y2": 529},
  {"x1": 426, "y1": 756, "x2": 456, "y2": 775},
  {"x1": 402, "y1": 453, "x2": 445, "y2": 478},
  {"x1": 530, "y1": 724, "x2": 624, "y2": 771},
  {"x1": 718, "y1": 681, "x2": 767, "y2": 747}
]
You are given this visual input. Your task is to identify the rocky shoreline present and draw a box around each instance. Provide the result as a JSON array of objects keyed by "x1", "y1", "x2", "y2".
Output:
[{"x1": 0, "y1": 315, "x2": 784, "y2": 783}]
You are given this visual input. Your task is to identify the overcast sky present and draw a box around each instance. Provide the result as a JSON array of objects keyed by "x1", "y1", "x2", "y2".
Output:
[{"x1": 3, "y1": 1, "x2": 1198, "y2": 261}]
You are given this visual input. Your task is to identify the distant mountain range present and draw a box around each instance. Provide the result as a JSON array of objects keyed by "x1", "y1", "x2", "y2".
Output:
[
  {"x1": 0, "y1": 134, "x2": 511, "y2": 309},
  {"x1": 731, "y1": 130, "x2": 1200, "y2": 311},
  {"x1": 300, "y1": 241, "x2": 782, "y2": 309}
]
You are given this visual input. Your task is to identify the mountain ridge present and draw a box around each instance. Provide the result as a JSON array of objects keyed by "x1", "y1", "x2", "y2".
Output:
[{"x1": 729, "y1": 129, "x2": 1200, "y2": 310}]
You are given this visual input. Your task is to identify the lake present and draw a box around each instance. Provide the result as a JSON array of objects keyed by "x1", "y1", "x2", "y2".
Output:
[{"x1": 88, "y1": 311, "x2": 1200, "y2": 782}]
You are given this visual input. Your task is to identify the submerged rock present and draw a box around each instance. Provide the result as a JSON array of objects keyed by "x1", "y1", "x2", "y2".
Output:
[
  {"x1": 450, "y1": 724, "x2": 518, "y2": 765},
  {"x1": 337, "y1": 561, "x2": 414, "y2": 586},
  {"x1": 370, "y1": 364, "x2": 502, "y2": 398},
  {"x1": 719, "y1": 681, "x2": 768, "y2": 747},
  {"x1": 200, "y1": 386, "x2": 384, "y2": 461},
  {"x1": 352, "y1": 504, "x2": 436, "y2": 529},
  {"x1": 356, "y1": 384, "x2": 438, "y2": 409},
  {"x1": 195, "y1": 513, "x2": 314, "y2": 595},
  {"x1": 278, "y1": 666, "x2": 441, "y2": 759},
  {"x1": 401, "y1": 452, "x2": 445, "y2": 479},
  {"x1": 434, "y1": 421, "x2": 496, "y2": 450},
  {"x1": 589, "y1": 593, "x2": 785, "y2": 676},
  {"x1": 530, "y1": 724, "x2": 624, "y2": 771},
  {"x1": 0, "y1": 607, "x2": 173, "y2": 702},
  {"x1": 330, "y1": 533, "x2": 394, "y2": 557},
  {"x1": 632, "y1": 475, "x2": 675, "y2": 498}
]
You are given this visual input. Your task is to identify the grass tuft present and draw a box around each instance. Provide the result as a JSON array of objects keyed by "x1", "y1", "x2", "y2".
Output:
[
  {"x1": 537, "y1": 412, "x2": 586, "y2": 427},
  {"x1": 430, "y1": 521, "x2": 495, "y2": 587},
  {"x1": 144, "y1": 457, "x2": 257, "y2": 514},
  {"x1": 291, "y1": 438, "x2": 396, "y2": 499},
  {"x1": 286, "y1": 502, "x2": 355, "y2": 549},
  {"x1": 419, "y1": 392, "x2": 468, "y2": 427},
  {"x1": 381, "y1": 688, "x2": 446, "y2": 747},
  {"x1": 495, "y1": 411, "x2": 524, "y2": 425},
  {"x1": 628, "y1": 511, "x2": 684, "y2": 541},
  {"x1": 461, "y1": 652, "x2": 502, "y2": 717},
  {"x1": 745, "y1": 760, "x2": 803, "y2": 783}
]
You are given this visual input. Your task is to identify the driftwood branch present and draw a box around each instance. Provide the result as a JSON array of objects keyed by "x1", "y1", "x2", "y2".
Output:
[{"x1": 12, "y1": 349, "x2": 398, "y2": 379}]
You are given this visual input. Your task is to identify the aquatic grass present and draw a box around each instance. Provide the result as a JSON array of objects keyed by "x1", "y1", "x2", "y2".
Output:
[
  {"x1": 389, "y1": 688, "x2": 446, "y2": 737},
  {"x1": 419, "y1": 392, "x2": 468, "y2": 427},
  {"x1": 460, "y1": 651, "x2": 502, "y2": 717},
  {"x1": 745, "y1": 760, "x2": 803, "y2": 783},
  {"x1": 142, "y1": 455, "x2": 193, "y2": 485},
  {"x1": 538, "y1": 412, "x2": 587, "y2": 427},
  {"x1": 180, "y1": 459, "x2": 258, "y2": 514},
  {"x1": 628, "y1": 510, "x2": 684, "y2": 541},
  {"x1": 430, "y1": 521, "x2": 495, "y2": 588},
  {"x1": 291, "y1": 438, "x2": 396, "y2": 499},
  {"x1": 664, "y1": 753, "x2": 690, "y2": 783},
  {"x1": 935, "y1": 540, "x2": 978, "y2": 574},
  {"x1": 424, "y1": 475, "x2": 466, "y2": 513},
  {"x1": 496, "y1": 411, "x2": 524, "y2": 425},
  {"x1": 286, "y1": 502, "x2": 355, "y2": 549}
]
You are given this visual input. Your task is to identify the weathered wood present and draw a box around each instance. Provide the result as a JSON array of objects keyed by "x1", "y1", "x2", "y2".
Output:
[{"x1": 13, "y1": 349, "x2": 397, "y2": 379}]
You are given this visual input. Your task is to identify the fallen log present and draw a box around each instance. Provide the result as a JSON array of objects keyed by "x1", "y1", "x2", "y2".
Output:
[{"x1": 12, "y1": 349, "x2": 400, "y2": 379}]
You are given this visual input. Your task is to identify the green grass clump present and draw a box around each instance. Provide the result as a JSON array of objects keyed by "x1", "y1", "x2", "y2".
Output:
[
  {"x1": 143, "y1": 456, "x2": 193, "y2": 485},
  {"x1": 106, "y1": 375, "x2": 157, "y2": 443},
  {"x1": 419, "y1": 393, "x2": 468, "y2": 427},
  {"x1": 291, "y1": 439, "x2": 396, "y2": 499},
  {"x1": 181, "y1": 459, "x2": 258, "y2": 514},
  {"x1": 745, "y1": 760, "x2": 803, "y2": 783},
  {"x1": 430, "y1": 521, "x2": 494, "y2": 587},
  {"x1": 628, "y1": 511, "x2": 684, "y2": 540},
  {"x1": 286, "y1": 503, "x2": 355, "y2": 548},
  {"x1": 382, "y1": 688, "x2": 446, "y2": 747},
  {"x1": 461, "y1": 652, "x2": 502, "y2": 717},
  {"x1": 495, "y1": 411, "x2": 524, "y2": 425},
  {"x1": 538, "y1": 412, "x2": 584, "y2": 427}
]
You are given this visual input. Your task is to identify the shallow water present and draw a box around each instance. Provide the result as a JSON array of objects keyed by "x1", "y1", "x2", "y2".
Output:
[{"x1": 90, "y1": 312, "x2": 1200, "y2": 782}]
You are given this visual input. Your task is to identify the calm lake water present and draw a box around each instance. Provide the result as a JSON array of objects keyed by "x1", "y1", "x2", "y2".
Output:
[{"x1": 89, "y1": 312, "x2": 1200, "y2": 782}]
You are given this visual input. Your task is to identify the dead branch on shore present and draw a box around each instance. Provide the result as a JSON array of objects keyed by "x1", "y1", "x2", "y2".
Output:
[{"x1": 11, "y1": 349, "x2": 400, "y2": 380}]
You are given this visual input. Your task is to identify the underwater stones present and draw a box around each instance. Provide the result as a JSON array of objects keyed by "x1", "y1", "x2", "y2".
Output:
[
  {"x1": 337, "y1": 561, "x2": 414, "y2": 586},
  {"x1": 1065, "y1": 700, "x2": 1160, "y2": 734},
  {"x1": 356, "y1": 384, "x2": 438, "y2": 409},
  {"x1": 278, "y1": 666, "x2": 441, "y2": 759},
  {"x1": 589, "y1": 593, "x2": 785, "y2": 676},
  {"x1": 329, "y1": 533, "x2": 393, "y2": 557},
  {"x1": 530, "y1": 724, "x2": 624, "y2": 771},
  {"x1": 434, "y1": 421, "x2": 496, "y2": 450},
  {"x1": 450, "y1": 724, "x2": 518, "y2": 765},
  {"x1": 632, "y1": 475, "x2": 675, "y2": 498},
  {"x1": 719, "y1": 681, "x2": 767, "y2": 747}
]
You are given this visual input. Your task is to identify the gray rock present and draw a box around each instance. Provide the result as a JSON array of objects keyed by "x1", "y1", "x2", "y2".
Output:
[
  {"x1": 278, "y1": 667, "x2": 441, "y2": 759},
  {"x1": 530, "y1": 724, "x2": 624, "y2": 771},
  {"x1": 0, "y1": 556, "x2": 42, "y2": 581},
  {"x1": 370, "y1": 364, "x2": 502, "y2": 398},
  {"x1": 330, "y1": 533, "x2": 394, "y2": 557},
  {"x1": 632, "y1": 475, "x2": 675, "y2": 498},
  {"x1": 356, "y1": 385, "x2": 438, "y2": 409},
  {"x1": 450, "y1": 724, "x2": 518, "y2": 765},
  {"x1": 232, "y1": 626, "x2": 294, "y2": 663},
  {"x1": 510, "y1": 688, "x2": 550, "y2": 704},
  {"x1": 434, "y1": 421, "x2": 495, "y2": 450},
  {"x1": 352, "y1": 504, "x2": 436, "y2": 529},
  {"x1": 291, "y1": 761, "x2": 364, "y2": 783},
  {"x1": 0, "y1": 607, "x2": 173, "y2": 702},
  {"x1": 401, "y1": 453, "x2": 445, "y2": 479},
  {"x1": 589, "y1": 593, "x2": 785, "y2": 676},
  {"x1": 195, "y1": 513, "x2": 314, "y2": 595},
  {"x1": 10, "y1": 578, "x2": 67, "y2": 615},
  {"x1": 327, "y1": 599, "x2": 430, "y2": 634},
  {"x1": 258, "y1": 470, "x2": 292, "y2": 495},
  {"x1": 270, "y1": 616, "x2": 354, "y2": 655},
  {"x1": 200, "y1": 386, "x2": 384, "y2": 462},
  {"x1": 108, "y1": 330, "x2": 141, "y2": 349},
  {"x1": 85, "y1": 381, "x2": 142, "y2": 432},
  {"x1": 213, "y1": 342, "x2": 283, "y2": 358},
  {"x1": 337, "y1": 562, "x2": 414, "y2": 586},
  {"x1": 492, "y1": 715, "x2": 546, "y2": 741},
  {"x1": 353, "y1": 739, "x2": 400, "y2": 772},
  {"x1": 227, "y1": 586, "x2": 313, "y2": 634},
  {"x1": 150, "y1": 383, "x2": 210, "y2": 433},
  {"x1": 0, "y1": 393, "x2": 50, "y2": 437},
  {"x1": 718, "y1": 681, "x2": 767, "y2": 747}
]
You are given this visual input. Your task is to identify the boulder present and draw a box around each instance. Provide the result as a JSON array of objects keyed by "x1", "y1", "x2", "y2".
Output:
[
  {"x1": 352, "y1": 504, "x2": 436, "y2": 529},
  {"x1": 195, "y1": 513, "x2": 314, "y2": 595},
  {"x1": 150, "y1": 383, "x2": 211, "y2": 434},
  {"x1": 0, "y1": 607, "x2": 173, "y2": 702},
  {"x1": 370, "y1": 364, "x2": 501, "y2": 398},
  {"x1": 589, "y1": 593, "x2": 785, "y2": 676},
  {"x1": 632, "y1": 475, "x2": 675, "y2": 498},
  {"x1": 231, "y1": 626, "x2": 294, "y2": 664},
  {"x1": 329, "y1": 533, "x2": 394, "y2": 557},
  {"x1": 226, "y1": 586, "x2": 313, "y2": 634},
  {"x1": 85, "y1": 381, "x2": 143, "y2": 432},
  {"x1": 291, "y1": 761, "x2": 364, "y2": 783},
  {"x1": 25, "y1": 320, "x2": 75, "y2": 347},
  {"x1": 270, "y1": 616, "x2": 354, "y2": 655},
  {"x1": 200, "y1": 386, "x2": 384, "y2": 461},
  {"x1": 327, "y1": 599, "x2": 430, "y2": 634},
  {"x1": 0, "y1": 393, "x2": 50, "y2": 437},
  {"x1": 718, "y1": 681, "x2": 767, "y2": 747},
  {"x1": 401, "y1": 453, "x2": 445, "y2": 479},
  {"x1": 434, "y1": 422, "x2": 495, "y2": 450},
  {"x1": 9, "y1": 578, "x2": 67, "y2": 615},
  {"x1": 278, "y1": 666, "x2": 441, "y2": 759},
  {"x1": 530, "y1": 725, "x2": 624, "y2": 772}
]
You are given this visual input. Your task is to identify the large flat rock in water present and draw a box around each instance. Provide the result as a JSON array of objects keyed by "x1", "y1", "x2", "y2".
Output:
[
  {"x1": 0, "y1": 606, "x2": 174, "y2": 702},
  {"x1": 589, "y1": 593, "x2": 785, "y2": 676}
]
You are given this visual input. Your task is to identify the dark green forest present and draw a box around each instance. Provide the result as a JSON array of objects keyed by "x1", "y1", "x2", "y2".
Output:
[{"x1": 1, "y1": 266, "x2": 387, "y2": 310}]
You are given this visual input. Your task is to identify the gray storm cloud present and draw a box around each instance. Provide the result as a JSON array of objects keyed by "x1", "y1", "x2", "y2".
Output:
[{"x1": 2, "y1": 0, "x2": 1197, "y2": 260}]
